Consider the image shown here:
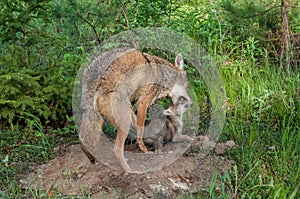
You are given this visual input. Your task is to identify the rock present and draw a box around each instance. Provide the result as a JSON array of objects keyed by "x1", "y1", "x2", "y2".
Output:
[
  {"x1": 169, "y1": 178, "x2": 189, "y2": 190},
  {"x1": 215, "y1": 140, "x2": 235, "y2": 155},
  {"x1": 149, "y1": 184, "x2": 170, "y2": 196},
  {"x1": 225, "y1": 140, "x2": 235, "y2": 148},
  {"x1": 197, "y1": 135, "x2": 209, "y2": 142}
]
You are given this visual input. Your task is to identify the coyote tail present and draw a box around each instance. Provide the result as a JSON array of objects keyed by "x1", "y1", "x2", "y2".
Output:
[
  {"x1": 79, "y1": 47, "x2": 134, "y2": 162},
  {"x1": 79, "y1": 61, "x2": 103, "y2": 162}
]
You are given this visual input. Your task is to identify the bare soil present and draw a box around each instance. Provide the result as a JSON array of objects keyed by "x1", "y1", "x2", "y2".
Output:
[{"x1": 23, "y1": 137, "x2": 234, "y2": 198}]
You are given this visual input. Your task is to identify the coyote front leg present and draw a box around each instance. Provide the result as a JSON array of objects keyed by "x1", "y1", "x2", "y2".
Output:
[{"x1": 136, "y1": 88, "x2": 158, "y2": 153}]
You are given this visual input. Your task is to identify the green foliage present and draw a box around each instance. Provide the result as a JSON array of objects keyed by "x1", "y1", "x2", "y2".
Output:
[
  {"x1": 50, "y1": 0, "x2": 122, "y2": 44},
  {"x1": 221, "y1": 0, "x2": 280, "y2": 38},
  {"x1": 0, "y1": 45, "x2": 83, "y2": 128},
  {"x1": 0, "y1": 0, "x2": 299, "y2": 197},
  {"x1": 0, "y1": 0, "x2": 88, "y2": 128},
  {"x1": 220, "y1": 55, "x2": 299, "y2": 197},
  {"x1": 126, "y1": 0, "x2": 176, "y2": 27},
  {"x1": 0, "y1": 0, "x2": 52, "y2": 43},
  {"x1": 0, "y1": 67, "x2": 48, "y2": 125}
]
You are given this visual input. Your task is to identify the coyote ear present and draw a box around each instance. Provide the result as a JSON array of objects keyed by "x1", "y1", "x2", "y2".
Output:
[
  {"x1": 163, "y1": 108, "x2": 172, "y2": 115},
  {"x1": 175, "y1": 53, "x2": 184, "y2": 71}
]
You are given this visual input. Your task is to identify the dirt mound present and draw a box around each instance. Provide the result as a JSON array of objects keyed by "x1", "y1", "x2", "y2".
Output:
[{"x1": 22, "y1": 138, "x2": 234, "y2": 198}]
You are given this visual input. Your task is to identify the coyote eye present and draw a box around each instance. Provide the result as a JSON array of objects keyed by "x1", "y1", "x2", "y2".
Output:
[{"x1": 176, "y1": 96, "x2": 187, "y2": 105}]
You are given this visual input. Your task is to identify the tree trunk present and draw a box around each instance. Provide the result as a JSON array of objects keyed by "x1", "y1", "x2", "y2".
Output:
[
  {"x1": 24, "y1": 0, "x2": 29, "y2": 65},
  {"x1": 281, "y1": 0, "x2": 291, "y2": 71}
]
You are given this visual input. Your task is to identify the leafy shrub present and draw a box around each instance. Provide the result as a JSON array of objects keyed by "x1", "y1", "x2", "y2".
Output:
[{"x1": 0, "y1": 44, "x2": 83, "y2": 129}]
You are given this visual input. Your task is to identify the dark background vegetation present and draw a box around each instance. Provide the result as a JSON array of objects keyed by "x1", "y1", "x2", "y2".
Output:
[{"x1": 0, "y1": 0, "x2": 299, "y2": 198}]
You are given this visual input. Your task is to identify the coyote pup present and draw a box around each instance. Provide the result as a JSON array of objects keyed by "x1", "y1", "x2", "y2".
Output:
[
  {"x1": 80, "y1": 48, "x2": 192, "y2": 173},
  {"x1": 143, "y1": 97, "x2": 193, "y2": 153}
]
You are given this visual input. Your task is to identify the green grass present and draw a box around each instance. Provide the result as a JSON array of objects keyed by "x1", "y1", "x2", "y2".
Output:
[
  {"x1": 218, "y1": 60, "x2": 300, "y2": 198},
  {"x1": 0, "y1": 114, "x2": 78, "y2": 198}
]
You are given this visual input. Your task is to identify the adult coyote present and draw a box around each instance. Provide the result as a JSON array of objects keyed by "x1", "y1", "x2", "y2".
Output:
[{"x1": 80, "y1": 47, "x2": 192, "y2": 173}]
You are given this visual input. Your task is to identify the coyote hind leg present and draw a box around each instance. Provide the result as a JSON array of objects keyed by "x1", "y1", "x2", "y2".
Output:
[
  {"x1": 113, "y1": 126, "x2": 133, "y2": 173},
  {"x1": 112, "y1": 106, "x2": 140, "y2": 173}
]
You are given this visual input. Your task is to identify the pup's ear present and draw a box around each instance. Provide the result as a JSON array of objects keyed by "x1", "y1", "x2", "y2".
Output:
[
  {"x1": 163, "y1": 108, "x2": 172, "y2": 115},
  {"x1": 175, "y1": 53, "x2": 184, "y2": 71}
]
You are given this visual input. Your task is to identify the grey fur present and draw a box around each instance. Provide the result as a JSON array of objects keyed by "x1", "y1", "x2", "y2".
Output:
[{"x1": 143, "y1": 97, "x2": 192, "y2": 153}]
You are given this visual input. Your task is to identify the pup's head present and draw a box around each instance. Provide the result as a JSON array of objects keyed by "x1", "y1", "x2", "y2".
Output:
[{"x1": 163, "y1": 96, "x2": 190, "y2": 118}]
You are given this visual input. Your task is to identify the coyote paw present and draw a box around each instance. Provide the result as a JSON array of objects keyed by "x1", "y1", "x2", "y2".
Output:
[
  {"x1": 141, "y1": 149, "x2": 154, "y2": 154},
  {"x1": 124, "y1": 169, "x2": 143, "y2": 174},
  {"x1": 139, "y1": 145, "x2": 150, "y2": 153}
]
